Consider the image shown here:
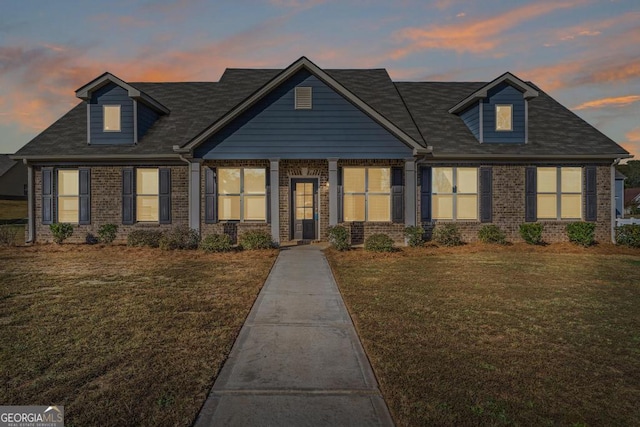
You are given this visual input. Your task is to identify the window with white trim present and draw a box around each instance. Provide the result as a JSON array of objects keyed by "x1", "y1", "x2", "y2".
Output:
[
  {"x1": 537, "y1": 167, "x2": 582, "y2": 220},
  {"x1": 58, "y1": 170, "x2": 79, "y2": 223},
  {"x1": 218, "y1": 168, "x2": 266, "y2": 221},
  {"x1": 136, "y1": 168, "x2": 159, "y2": 222},
  {"x1": 495, "y1": 104, "x2": 512, "y2": 131},
  {"x1": 103, "y1": 105, "x2": 121, "y2": 131},
  {"x1": 343, "y1": 167, "x2": 391, "y2": 222},
  {"x1": 432, "y1": 167, "x2": 478, "y2": 220}
]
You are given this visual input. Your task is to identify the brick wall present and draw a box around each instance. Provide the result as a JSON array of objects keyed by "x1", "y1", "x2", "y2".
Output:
[{"x1": 33, "y1": 165, "x2": 188, "y2": 243}]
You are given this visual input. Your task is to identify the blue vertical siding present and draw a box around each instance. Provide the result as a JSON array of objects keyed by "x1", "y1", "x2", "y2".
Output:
[
  {"x1": 137, "y1": 101, "x2": 159, "y2": 140},
  {"x1": 89, "y1": 83, "x2": 134, "y2": 145},
  {"x1": 482, "y1": 83, "x2": 525, "y2": 143},
  {"x1": 460, "y1": 102, "x2": 480, "y2": 139},
  {"x1": 195, "y1": 70, "x2": 413, "y2": 159}
]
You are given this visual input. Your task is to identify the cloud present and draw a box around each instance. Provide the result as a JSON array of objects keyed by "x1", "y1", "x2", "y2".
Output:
[
  {"x1": 391, "y1": 0, "x2": 585, "y2": 58},
  {"x1": 456, "y1": 12, "x2": 465, "y2": 17},
  {"x1": 621, "y1": 127, "x2": 640, "y2": 159},
  {"x1": 573, "y1": 95, "x2": 640, "y2": 110}
]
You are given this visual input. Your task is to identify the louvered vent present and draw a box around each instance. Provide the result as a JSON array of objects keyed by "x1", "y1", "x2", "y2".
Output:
[{"x1": 295, "y1": 86, "x2": 312, "y2": 109}]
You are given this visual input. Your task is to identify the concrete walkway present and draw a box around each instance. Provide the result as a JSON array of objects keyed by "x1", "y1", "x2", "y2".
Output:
[{"x1": 195, "y1": 245, "x2": 394, "y2": 427}]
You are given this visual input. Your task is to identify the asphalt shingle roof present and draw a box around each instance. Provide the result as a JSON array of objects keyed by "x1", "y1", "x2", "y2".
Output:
[
  {"x1": 0, "y1": 154, "x2": 17, "y2": 176},
  {"x1": 15, "y1": 67, "x2": 629, "y2": 159}
]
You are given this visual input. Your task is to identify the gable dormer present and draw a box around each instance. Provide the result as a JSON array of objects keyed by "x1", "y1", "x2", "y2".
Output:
[
  {"x1": 449, "y1": 72, "x2": 538, "y2": 144},
  {"x1": 75, "y1": 72, "x2": 169, "y2": 145}
]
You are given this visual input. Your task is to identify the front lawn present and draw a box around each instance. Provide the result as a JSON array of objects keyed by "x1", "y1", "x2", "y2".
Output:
[
  {"x1": 0, "y1": 245, "x2": 277, "y2": 426},
  {"x1": 327, "y1": 244, "x2": 640, "y2": 426},
  {"x1": 0, "y1": 199, "x2": 27, "y2": 219}
]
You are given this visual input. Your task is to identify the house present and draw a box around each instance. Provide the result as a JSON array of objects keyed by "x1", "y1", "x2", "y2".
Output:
[
  {"x1": 625, "y1": 188, "x2": 640, "y2": 216},
  {"x1": 12, "y1": 57, "x2": 631, "y2": 244},
  {"x1": 0, "y1": 154, "x2": 28, "y2": 199}
]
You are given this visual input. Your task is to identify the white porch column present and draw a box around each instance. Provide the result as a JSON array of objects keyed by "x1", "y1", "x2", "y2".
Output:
[
  {"x1": 270, "y1": 159, "x2": 280, "y2": 243},
  {"x1": 328, "y1": 158, "x2": 339, "y2": 226},
  {"x1": 189, "y1": 161, "x2": 201, "y2": 232},
  {"x1": 404, "y1": 159, "x2": 417, "y2": 227}
]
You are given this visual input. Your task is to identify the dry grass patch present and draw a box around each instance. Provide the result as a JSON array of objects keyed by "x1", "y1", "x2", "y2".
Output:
[
  {"x1": 0, "y1": 245, "x2": 277, "y2": 427},
  {"x1": 327, "y1": 243, "x2": 640, "y2": 426},
  {"x1": 0, "y1": 199, "x2": 27, "y2": 219}
]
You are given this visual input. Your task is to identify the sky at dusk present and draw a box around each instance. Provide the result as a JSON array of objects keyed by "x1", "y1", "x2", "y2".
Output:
[{"x1": 1, "y1": 0, "x2": 638, "y2": 160}]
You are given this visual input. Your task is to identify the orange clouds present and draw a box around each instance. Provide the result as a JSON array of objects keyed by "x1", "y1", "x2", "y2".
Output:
[
  {"x1": 392, "y1": 0, "x2": 585, "y2": 58},
  {"x1": 621, "y1": 127, "x2": 640, "y2": 160},
  {"x1": 573, "y1": 95, "x2": 640, "y2": 111}
]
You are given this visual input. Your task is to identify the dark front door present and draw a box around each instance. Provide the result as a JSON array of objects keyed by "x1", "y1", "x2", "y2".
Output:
[{"x1": 291, "y1": 179, "x2": 317, "y2": 240}]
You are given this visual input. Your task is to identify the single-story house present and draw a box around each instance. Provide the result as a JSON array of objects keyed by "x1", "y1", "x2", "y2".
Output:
[
  {"x1": 0, "y1": 154, "x2": 28, "y2": 199},
  {"x1": 12, "y1": 57, "x2": 631, "y2": 244}
]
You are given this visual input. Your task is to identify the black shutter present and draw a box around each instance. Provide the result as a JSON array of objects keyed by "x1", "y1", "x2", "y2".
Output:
[
  {"x1": 337, "y1": 167, "x2": 343, "y2": 223},
  {"x1": 122, "y1": 168, "x2": 135, "y2": 225},
  {"x1": 205, "y1": 167, "x2": 217, "y2": 223},
  {"x1": 266, "y1": 167, "x2": 271, "y2": 224},
  {"x1": 420, "y1": 166, "x2": 432, "y2": 222},
  {"x1": 42, "y1": 168, "x2": 53, "y2": 225},
  {"x1": 391, "y1": 167, "x2": 404, "y2": 223},
  {"x1": 159, "y1": 168, "x2": 171, "y2": 224},
  {"x1": 480, "y1": 167, "x2": 492, "y2": 223},
  {"x1": 79, "y1": 168, "x2": 91, "y2": 225},
  {"x1": 525, "y1": 167, "x2": 537, "y2": 222},
  {"x1": 585, "y1": 166, "x2": 597, "y2": 221}
]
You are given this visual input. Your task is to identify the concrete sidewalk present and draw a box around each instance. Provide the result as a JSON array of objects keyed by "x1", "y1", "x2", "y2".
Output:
[{"x1": 194, "y1": 245, "x2": 394, "y2": 427}]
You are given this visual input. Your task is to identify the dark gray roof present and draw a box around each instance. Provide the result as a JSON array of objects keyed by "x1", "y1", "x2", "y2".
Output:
[
  {"x1": 0, "y1": 154, "x2": 17, "y2": 176},
  {"x1": 15, "y1": 66, "x2": 629, "y2": 160},
  {"x1": 396, "y1": 82, "x2": 629, "y2": 158}
]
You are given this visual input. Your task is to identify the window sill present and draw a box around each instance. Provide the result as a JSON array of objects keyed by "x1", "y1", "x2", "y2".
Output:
[{"x1": 134, "y1": 222, "x2": 161, "y2": 227}]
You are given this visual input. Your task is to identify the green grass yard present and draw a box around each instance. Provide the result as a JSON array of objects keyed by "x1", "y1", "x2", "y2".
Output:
[
  {"x1": 327, "y1": 243, "x2": 640, "y2": 426},
  {"x1": 0, "y1": 245, "x2": 277, "y2": 427}
]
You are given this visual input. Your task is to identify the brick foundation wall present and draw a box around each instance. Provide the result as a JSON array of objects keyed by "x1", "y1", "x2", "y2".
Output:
[{"x1": 33, "y1": 165, "x2": 188, "y2": 243}]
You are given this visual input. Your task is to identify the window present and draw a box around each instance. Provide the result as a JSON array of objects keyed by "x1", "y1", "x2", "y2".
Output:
[
  {"x1": 218, "y1": 168, "x2": 266, "y2": 221},
  {"x1": 136, "y1": 168, "x2": 159, "y2": 222},
  {"x1": 343, "y1": 167, "x2": 391, "y2": 222},
  {"x1": 58, "y1": 170, "x2": 79, "y2": 223},
  {"x1": 432, "y1": 167, "x2": 478, "y2": 220},
  {"x1": 496, "y1": 104, "x2": 512, "y2": 131},
  {"x1": 537, "y1": 167, "x2": 582, "y2": 220},
  {"x1": 103, "y1": 105, "x2": 121, "y2": 131},
  {"x1": 295, "y1": 87, "x2": 312, "y2": 109}
]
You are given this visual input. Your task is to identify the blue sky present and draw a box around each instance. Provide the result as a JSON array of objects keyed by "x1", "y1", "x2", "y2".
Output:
[{"x1": 1, "y1": 0, "x2": 638, "y2": 159}]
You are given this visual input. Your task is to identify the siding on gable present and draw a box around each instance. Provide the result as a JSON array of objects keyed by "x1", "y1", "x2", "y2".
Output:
[
  {"x1": 195, "y1": 70, "x2": 413, "y2": 159},
  {"x1": 460, "y1": 102, "x2": 480, "y2": 139},
  {"x1": 137, "y1": 101, "x2": 159, "y2": 141},
  {"x1": 482, "y1": 83, "x2": 526, "y2": 143},
  {"x1": 89, "y1": 83, "x2": 134, "y2": 145}
]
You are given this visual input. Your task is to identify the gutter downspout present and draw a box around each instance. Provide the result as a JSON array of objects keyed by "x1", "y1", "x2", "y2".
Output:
[
  {"x1": 24, "y1": 159, "x2": 34, "y2": 243},
  {"x1": 611, "y1": 158, "x2": 621, "y2": 244}
]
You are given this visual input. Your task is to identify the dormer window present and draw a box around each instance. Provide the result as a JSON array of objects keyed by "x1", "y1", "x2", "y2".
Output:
[
  {"x1": 495, "y1": 105, "x2": 512, "y2": 131},
  {"x1": 295, "y1": 87, "x2": 312, "y2": 109},
  {"x1": 103, "y1": 105, "x2": 121, "y2": 132}
]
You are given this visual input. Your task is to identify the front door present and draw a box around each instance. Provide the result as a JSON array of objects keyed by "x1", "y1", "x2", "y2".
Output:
[{"x1": 291, "y1": 179, "x2": 317, "y2": 240}]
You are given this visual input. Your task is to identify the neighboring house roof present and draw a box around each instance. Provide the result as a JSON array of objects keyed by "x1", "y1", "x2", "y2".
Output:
[
  {"x1": 625, "y1": 188, "x2": 640, "y2": 206},
  {"x1": 0, "y1": 154, "x2": 17, "y2": 176},
  {"x1": 14, "y1": 57, "x2": 630, "y2": 161}
]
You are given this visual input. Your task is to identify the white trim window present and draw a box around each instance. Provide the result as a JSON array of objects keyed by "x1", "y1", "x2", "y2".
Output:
[
  {"x1": 495, "y1": 104, "x2": 512, "y2": 131},
  {"x1": 136, "y1": 168, "x2": 159, "y2": 222},
  {"x1": 103, "y1": 105, "x2": 121, "y2": 131},
  {"x1": 57, "y1": 170, "x2": 79, "y2": 223},
  {"x1": 343, "y1": 167, "x2": 391, "y2": 222},
  {"x1": 432, "y1": 167, "x2": 478, "y2": 220},
  {"x1": 218, "y1": 168, "x2": 266, "y2": 221},
  {"x1": 537, "y1": 167, "x2": 582, "y2": 220}
]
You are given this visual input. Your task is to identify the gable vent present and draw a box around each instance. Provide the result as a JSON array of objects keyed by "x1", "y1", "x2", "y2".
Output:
[{"x1": 295, "y1": 86, "x2": 312, "y2": 109}]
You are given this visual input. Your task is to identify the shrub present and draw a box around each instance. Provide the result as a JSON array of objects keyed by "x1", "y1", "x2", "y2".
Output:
[
  {"x1": 519, "y1": 223, "x2": 544, "y2": 245},
  {"x1": 239, "y1": 230, "x2": 274, "y2": 250},
  {"x1": 432, "y1": 223, "x2": 463, "y2": 247},
  {"x1": 50, "y1": 223, "x2": 73, "y2": 244},
  {"x1": 127, "y1": 229, "x2": 164, "y2": 248},
  {"x1": 327, "y1": 225, "x2": 350, "y2": 251},
  {"x1": 159, "y1": 225, "x2": 200, "y2": 250},
  {"x1": 0, "y1": 225, "x2": 19, "y2": 246},
  {"x1": 98, "y1": 223, "x2": 118, "y2": 244},
  {"x1": 566, "y1": 222, "x2": 596, "y2": 247},
  {"x1": 200, "y1": 233, "x2": 233, "y2": 253},
  {"x1": 85, "y1": 233, "x2": 99, "y2": 245},
  {"x1": 616, "y1": 224, "x2": 640, "y2": 248},
  {"x1": 478, "y1": 224, "x2": 507, "y2": 244},
  {"x1": 364, "y1": 233, "x2": 395, "y2": 252},
  {"x1": 404, "y1": 226, "x2": 425, "y2": 247}
]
